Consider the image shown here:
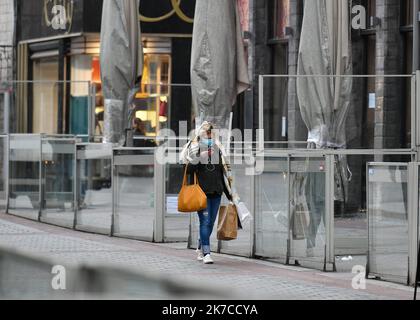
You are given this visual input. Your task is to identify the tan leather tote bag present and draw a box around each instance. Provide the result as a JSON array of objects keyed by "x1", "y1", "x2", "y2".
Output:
[{"x1": 178, "y1": 165, "x2": 207, "y2": 213}]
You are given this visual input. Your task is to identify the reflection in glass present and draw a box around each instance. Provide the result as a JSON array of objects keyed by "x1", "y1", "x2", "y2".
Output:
[
  {"x1": 76, "y1": 155, "x2": 112, "y2": 234},
  {"x1": 113, "y1": 161, "x2": 155, "y2": 241},
  {"x1": 220, "y1": 164, "x2": 253, "y2": 257},
  {"x1": 289, "y1": 158, "x2": 326, "y2": 264},
  {"x1": 8, "y1": 135, "x2": 41, "y2": 220},
  {"x1": 39, "y1": 138, "x2": 76, "y2": 228},
  {"x1": 164, "y1": 164, "x2": 190, "y2": 242},
  {"x1": 368, "y1": 165, "x2": 408, "y2": 283},
  {"x1": 255, "y1": 157, "x2": 289, "y2": 259}
]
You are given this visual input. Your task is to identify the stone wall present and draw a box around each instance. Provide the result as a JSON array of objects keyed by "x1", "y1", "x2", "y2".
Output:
[
  {"x1": 0, "y1": 0, "x2": 15, "y2": 135},
  {"x1": 374, "y1": 0, "x2": 404, "y2": 150},
  {"x1": 0, "y1": 0, "x2": 14, "y2": 46}
]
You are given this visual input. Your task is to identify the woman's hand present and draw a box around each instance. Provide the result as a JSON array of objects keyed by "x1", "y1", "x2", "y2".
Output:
[{"x1": 200, "y1": 150, "x2": 210, "y2": 158}]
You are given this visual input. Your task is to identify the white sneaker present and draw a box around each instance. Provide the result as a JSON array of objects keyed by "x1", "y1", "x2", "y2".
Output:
[
  {"x1": 203, "y1": 254, "x2": 214, "y2": 264},
  {"x1": 196, "y1": 249, "x2": 204, "y2": 261}
]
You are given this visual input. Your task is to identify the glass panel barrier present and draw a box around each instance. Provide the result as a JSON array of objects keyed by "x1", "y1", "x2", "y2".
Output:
[
  {"x1": 75, "y1": 143, "x2": 113, "y2": 234},
  {"x1": 112, "y1": 149, "x2": 155, "y2": 241},
  {"x1": 334, "y1": 154, "x2": 370, "y2": 257},
  {"x1": 255, "y1": 156, "x2": 289, "y2": 261},
  {"x1": 220, "y1": 161, "x2": 254, "y2": 257},
  {"x1": 367, "y1": 163, "x2": 409, "y2": 284},
  {"x1": 8, "y1": 135, "x2": 41, "y2": 220},
  {"x1": 334, "y1": 154, "x2": 412, "y2": 259},
  {"x1": 164, "y1": 163, "x2": 190, "y2": 242},
  {"x1": 289, "y1": 157, "x2": 327, "y2": 268},
  {"x1": 0, "y1": 135, "x2": 8, "y2": 212},
  {"x1": 39, "y1": 136, "x2": 77, "y2": 228}
]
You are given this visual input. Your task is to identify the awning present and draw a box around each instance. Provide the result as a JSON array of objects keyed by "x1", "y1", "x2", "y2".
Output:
[
  {"x1": 297, "y1": 0, "x2": 353, "y2": 149},
  {"x1": 191, "y1": 0, "x2": 250, "y2": 131},
  {"x1": 100, "y1": 0, "x2": 143, "y2": 145}
]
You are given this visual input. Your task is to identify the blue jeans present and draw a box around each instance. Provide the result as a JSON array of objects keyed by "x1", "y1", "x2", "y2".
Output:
[{"x1": 197, "y1": 195, "x2": 222, "y2": 255}]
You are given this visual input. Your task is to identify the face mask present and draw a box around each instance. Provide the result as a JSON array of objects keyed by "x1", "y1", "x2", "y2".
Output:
[{"x1": 201, "y1": 138, "x2": 213, "y2": 147}]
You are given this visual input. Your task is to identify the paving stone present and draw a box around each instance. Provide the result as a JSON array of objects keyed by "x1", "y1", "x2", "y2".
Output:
[{"x1": 0, "y1": 213, "x2": 414, "y2": 300}]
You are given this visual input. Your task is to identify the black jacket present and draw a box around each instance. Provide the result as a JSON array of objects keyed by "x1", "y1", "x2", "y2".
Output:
[{"x1": 185, "y1": 146, "x2": 230, "y2": 198}]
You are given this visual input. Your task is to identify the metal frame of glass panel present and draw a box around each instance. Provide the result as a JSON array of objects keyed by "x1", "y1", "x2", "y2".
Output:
[
  {"x1": 219, "y1": 158, "x2": 256, "y2": 258},
  {"x1": 254, "y1": 155, "x2": 289, "y2": 262},
  {"x1": 0, "y1": 135, "x2": 9, "y2": 213},
  {"x1": 74, "y1": 143, "x2": 113, "y2": 235},
  {"x1": 408, "y1": 162, "x2": 419, "y2": 286},
  {"x1": 39, "y1": 135, "x2": 78, "y2": 228},
  {"x1": 111, "y1": 148, "x2": 164, "y2": 242},
  {"x1": 253, "y1": 150, "x2": 334, "y2": 271},
  {"x1": 366, "y1": 162, "x2": 416, "y2": 285},
  {"x1": 163, "y1": 160, "x2": 191, "y2": 243},
  {"x1": 243, "y1": 149, "x2": 415, "y2": 272},
  {"x1": 288, "y1": 154, "x2": 330, "y2": 269},
  {"x1": 7, "y1": 134, "x2": 42, "y2": 221}
]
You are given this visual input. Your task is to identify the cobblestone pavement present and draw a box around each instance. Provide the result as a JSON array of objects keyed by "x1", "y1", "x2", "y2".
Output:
[{"x1": 0, "y1": 213, "x2": 414, "y2": 300}]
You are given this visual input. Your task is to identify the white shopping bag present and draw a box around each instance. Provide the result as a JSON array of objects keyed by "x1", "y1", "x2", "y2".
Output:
[{"x1": 234, "y1": 201, "x2": 253, "y2": 227}]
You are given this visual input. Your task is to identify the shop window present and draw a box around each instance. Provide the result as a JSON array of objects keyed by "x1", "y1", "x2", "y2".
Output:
[
  {"x1": 70, "y1": 51, "x2": 173, "y2": 140},
  {"x1": 70, "y1": 55, "x2": 92, "y2": 136},
  {"x1": 32, "y1": 57, "x2": 59, "y2": 134},
  {"x1": 134, "y1": 53, "x2": 172, "y2": 137},
  {"x1": 69, "y1": 55, "x2": 103, "y2": 139},
  {"x1": 91, "y1": 57, "x2": 104, "y2": 138}
]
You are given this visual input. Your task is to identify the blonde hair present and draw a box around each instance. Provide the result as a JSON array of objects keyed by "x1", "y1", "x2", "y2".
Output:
[{"x1": 199, "y1": 121, "x2": 214, "y2": 135}]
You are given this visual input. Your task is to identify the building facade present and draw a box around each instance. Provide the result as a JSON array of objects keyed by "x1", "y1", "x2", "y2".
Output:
[
  {"x1": 0, "y1": 0, "x2": 14, "y2": 79},
  {"x1": 2, "y1": 1, "x2": 419, "y2": 212},
  {"x1": 12, "y1": 0, "x2": 195, "y2": 138},
  {"x1": 250, "y1": 0, "x2": 415, "y2": 149},
  {"x1": 248, "y1": 0, "x2": 417, "y2": 214},
  {"x1": 0, "y1": 0, "x2": 15, "y2": 134},
  {"x1": 3, "y1": 1, "x2": 418, "y2": 145}
]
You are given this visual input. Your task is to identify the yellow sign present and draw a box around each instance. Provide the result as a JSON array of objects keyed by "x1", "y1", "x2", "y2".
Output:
[{"x1": 139, "y1": 0, "x2": 194, "y2": 24}]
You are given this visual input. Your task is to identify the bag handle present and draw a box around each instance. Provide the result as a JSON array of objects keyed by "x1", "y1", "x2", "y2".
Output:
[{"x1": 182, "y1": 163, "x2": 199, "y2": 186}]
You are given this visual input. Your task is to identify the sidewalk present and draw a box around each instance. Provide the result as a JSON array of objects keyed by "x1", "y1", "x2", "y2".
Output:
[{"x1": 0, "y1": 213, "x2": 414, "y2": 300}]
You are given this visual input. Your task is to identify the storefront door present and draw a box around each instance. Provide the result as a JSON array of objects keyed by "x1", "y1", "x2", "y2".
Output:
[{"x1": 32, "y1": 57, "x2": 59, "y2": 134}]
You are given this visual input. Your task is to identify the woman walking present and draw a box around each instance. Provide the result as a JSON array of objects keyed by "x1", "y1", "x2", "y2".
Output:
[{"x1": 181, "y1": 122, "x2": 239, "y2": 264}]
